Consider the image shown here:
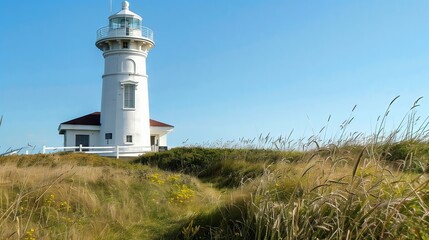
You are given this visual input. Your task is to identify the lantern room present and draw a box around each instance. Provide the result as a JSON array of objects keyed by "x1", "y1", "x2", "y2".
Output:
[
  {"x1": 96, "y1": 1, "x2": 154, "y2": 48},
  {"x1": 108, "y1": 1, "x2": 142, "y2": 30}
]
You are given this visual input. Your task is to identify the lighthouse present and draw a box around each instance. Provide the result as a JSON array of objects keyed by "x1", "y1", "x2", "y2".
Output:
[
  {"x1": 58, "y1": 1, "x2": 173, "y2": 157},
  {"x1": 96, "y1": 1, "x2": 154, "y2": 150}
]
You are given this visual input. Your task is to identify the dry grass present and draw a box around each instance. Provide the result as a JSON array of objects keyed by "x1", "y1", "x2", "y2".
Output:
[
  {"x1": 0, "y1": 154, "x2": 222, "y2": 239},
  {"x1": 1, "y1": 147, "x2": 428, "y2": 239},
  {"x1": 183, "y1": 147, "x2": 429, "y2": 240}
]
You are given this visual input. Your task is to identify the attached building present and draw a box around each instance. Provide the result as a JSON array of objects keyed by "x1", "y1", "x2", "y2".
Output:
[{"x1": 59, "y1": 112, "x2": 173, "y2": 152}]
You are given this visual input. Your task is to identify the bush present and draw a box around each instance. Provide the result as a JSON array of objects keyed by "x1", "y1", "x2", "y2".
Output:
[
  {"x1": 381, "y1": 141, "x2": 429, "y2": 173},
  {"x1": 134, "y1": 147, "x2": 303, "y2": 188}
]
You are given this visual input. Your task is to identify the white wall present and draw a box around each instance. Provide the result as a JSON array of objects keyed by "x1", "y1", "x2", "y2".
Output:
[
  {"x1": 150, "y1": 126, "x2": 173, "y2": 147},
  {"x1": 99, "y1": 45, "x2": 152, "y2": 147},
  {"x1": 158, "y1": 134, "x2": 168, "y2": 146},
  {"x1": 64, "y1": 130, "x2": 100, "y2": 147}
]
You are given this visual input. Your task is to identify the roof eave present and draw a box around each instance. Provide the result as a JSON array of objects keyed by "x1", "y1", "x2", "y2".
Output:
[{"x1": 58, "y1": 124, "x2": 101, "y2": 135}]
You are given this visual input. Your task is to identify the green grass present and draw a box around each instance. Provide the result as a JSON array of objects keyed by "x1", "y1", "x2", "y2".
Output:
[
  {"x1": 137, "y1": 144, "x2": 429, "y2": 239},
  {"x1": 380, "y1": 140, "x2": 429, "y2": 172},
  {"x1": 1, "y1": 140, "x2": 429, "y2": 239},
  {"x1": 154, "y1": 146, "x2": 428, "y2": 240},
  {"x1": 135, "y1": 147, "x2": 303, "y2": 188}
]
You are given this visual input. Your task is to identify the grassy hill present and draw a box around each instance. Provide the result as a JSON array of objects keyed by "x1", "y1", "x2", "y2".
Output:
[
  {"x1": 1, "y1": 144, "x2": 428, "y2": 239},
  {"x1": 0, "y1": 153, "x2": 221, "y2": 239}
]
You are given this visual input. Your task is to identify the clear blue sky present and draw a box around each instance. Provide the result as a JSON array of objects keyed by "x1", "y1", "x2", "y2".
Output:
[{"x1": 1, "y1": 1, "x2": 428, "y2": 152}]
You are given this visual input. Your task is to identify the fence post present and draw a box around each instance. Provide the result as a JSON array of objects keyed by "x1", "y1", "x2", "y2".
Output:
[
  {"x1": 79, "y1": 144, "x2": 82, "y2": 152},
  {"x1": 116, "y1": 145, "x2": 120, "y2": 159},
  {"x1": 42, "y1": 145, "x2": 46, "y2": 154}
]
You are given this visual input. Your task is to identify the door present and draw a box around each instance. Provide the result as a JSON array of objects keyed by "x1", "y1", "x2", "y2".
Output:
[
  {"x1": 75, "y1": 135, "x2": 90, "y2": 151},
  {"x1": 150, "y1": 136, "x2": 158, "y2": 152},
  {"x1": 150, "y1": 136, "x2": 158, "y2": 146}
]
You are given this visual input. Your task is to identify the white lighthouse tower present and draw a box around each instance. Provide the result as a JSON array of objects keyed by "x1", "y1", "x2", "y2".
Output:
[
  {"x1": 96, "y1": 1, "x2": 154, "y2": 152},
  {"x1": 57, "y1": 1, "x2": 173, "y2": 157}
]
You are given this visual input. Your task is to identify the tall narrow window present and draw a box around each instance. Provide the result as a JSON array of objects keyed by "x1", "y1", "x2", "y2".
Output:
[{"x1": 123, "y1": 84, "x2": 135, "y2": 108}]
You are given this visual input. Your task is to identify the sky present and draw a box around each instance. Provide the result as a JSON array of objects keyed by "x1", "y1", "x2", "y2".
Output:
[{"x1": 0, "y1": 0, "x2": 428, "y2": 152}]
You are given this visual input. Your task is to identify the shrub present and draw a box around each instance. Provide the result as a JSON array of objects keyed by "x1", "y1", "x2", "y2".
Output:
[
  {"x1": 381, "y1": 141, "x2": 429, "y2": 172},
  {"x1": 135, "y1": 147, "x2": 303, "y2": 188}
]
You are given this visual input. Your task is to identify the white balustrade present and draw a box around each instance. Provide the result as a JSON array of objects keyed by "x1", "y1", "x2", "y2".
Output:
[{"x1": 96, "y1": 26, "x2": 154, "y2": 42}]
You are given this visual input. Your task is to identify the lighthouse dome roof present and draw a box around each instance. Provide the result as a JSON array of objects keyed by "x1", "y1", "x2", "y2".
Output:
[{"x1": 109, "y1": 1, "x2": 142, "y2": 21}]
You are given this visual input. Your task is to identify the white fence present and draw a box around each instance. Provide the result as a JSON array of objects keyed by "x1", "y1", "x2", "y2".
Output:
[{"x1": 42, "y1": 145, "x2": 157, "y2": 159}]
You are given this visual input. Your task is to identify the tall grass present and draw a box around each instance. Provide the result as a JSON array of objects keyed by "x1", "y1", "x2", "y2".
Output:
[
  {"x1": 182, "y1": 151, "x2": 429, "y2": 239},
  {"x1": 0, "y1": 154, "x2": 221, "y2": 239},
  {"x1": 159, "y1": 97, "x2": 429, "y2": 239}
]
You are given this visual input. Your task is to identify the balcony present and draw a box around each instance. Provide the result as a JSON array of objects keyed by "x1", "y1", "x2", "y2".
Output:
[{"x1": 96, "y1": 26, "x2": 154, "y2": 43}]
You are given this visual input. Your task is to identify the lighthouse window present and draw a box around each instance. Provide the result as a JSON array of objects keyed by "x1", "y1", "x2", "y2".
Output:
[
  {"x1": 105, "y1": 133, "x2": 112, "y2": 140},
  {"x1": 131, "y1": 19, "x2": 141, "y2": 29},
  {"x1": 110, "y1": 17, "x2": 127, "y2": 29},
  {"x1": 120, "y1": 19, "x2": 129, "y2": 28},
  {"x1": 123, "y1": 84, "x2": 135, "y2": 108},
  {"x1": 122, "y1": 42, "x2": 129, "y2": 49},
  {"x1": 126, "y1": 135, "x2": 133, "y2": 143}
]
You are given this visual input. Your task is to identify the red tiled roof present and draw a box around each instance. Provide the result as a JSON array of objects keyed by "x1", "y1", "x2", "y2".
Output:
[
  {"x1": 61, "y1": 112, "x2": 173, "y2": 127},
  {"x1": 150, "y1": 119, "x2": 174, "y2": 128},
  {"x1": 61, "y1": 112, "x2": 101, "y2": 125}
]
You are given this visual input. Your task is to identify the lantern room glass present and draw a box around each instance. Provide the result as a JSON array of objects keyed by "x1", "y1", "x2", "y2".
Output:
[{"x1": 109, "y1": 17, "x2": 141, "y2": 30}]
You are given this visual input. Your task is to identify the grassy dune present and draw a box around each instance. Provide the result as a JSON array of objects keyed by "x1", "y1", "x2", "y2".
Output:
[
  {"x1": 137, "y1": 146, "x2": 429, "y2": 239},
  {"x1": 0, "y1": 142, "x2": 428, "y2": 239},
  {"x1": 0, "y1": 154, "x2": 221, "y2": 239}
]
